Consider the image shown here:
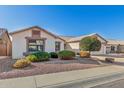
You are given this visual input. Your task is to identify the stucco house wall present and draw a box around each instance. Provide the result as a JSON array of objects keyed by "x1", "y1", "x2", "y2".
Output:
[
  {"x1": 12, "y1": 29, "x2": 31, "y2": 59},
  {"x1": 66, "y1": 42, "x2": 80, "y2": 53},
  {"x1": 118, "y1": 45, "x2": 124, "y2": 53},
  {"x1": 105, "y1": 44, "x2": 118, "y2": 54},
  {"x1": 11, "y1": 27, "x2": 65, "y2": 59},
  {"x1": 55, "y1": 38, "x2": 64, "y2": 51},
  {"x1": 44, "y1": 38, "x2": 64, "y2": 52}
]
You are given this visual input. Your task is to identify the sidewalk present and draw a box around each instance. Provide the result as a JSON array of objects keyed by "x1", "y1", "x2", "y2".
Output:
[{"x1": 0, "y1": 65, "x2": 124, "y2": 88}]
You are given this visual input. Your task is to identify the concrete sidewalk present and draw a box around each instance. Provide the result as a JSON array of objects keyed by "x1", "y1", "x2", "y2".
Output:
[{"x1": 0, "y1": 65, "x2": 124, "y2": 88}]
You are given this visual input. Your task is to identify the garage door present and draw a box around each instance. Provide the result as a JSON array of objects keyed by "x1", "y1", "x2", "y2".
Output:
[{"x1": 0, "y1": 44, "x2": 7, "y2": 56}]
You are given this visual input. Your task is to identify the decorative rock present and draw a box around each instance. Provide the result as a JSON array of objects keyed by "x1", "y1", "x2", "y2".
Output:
[{"x1": 105, "y1": 58, "x2": 114, "y2": 63}]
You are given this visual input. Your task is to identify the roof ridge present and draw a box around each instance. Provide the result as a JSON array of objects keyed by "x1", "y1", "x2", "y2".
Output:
[
  {"x1": 9, "y1": 26, "x2": 65, "y2": 41},
  {"x1": 67, "y1": 33, "x2": 107, "y2": 42}
]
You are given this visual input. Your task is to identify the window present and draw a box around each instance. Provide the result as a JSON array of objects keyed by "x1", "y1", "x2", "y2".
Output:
[
  {"x1": 64, "y1": 44, "x2": 66, "y2": 49},
  {"x1": 28, "y1": 39, "x2": 44, "y2": 52},
  {"x1": 55, "y1": 42, "x2": 61, "y2": 52},
  {"x1": 111, "y1": 46, "x2": 115, "y2": 51}
]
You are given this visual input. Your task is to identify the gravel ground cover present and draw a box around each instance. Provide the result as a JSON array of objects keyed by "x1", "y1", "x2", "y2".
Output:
[{"x1": 0, "y1": 57, "x2": 102, "y2": 79}]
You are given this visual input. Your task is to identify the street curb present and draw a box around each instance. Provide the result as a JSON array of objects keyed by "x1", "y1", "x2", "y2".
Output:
[{"x1": 43, "y1": 71, "x2": 124, "y2": 88}]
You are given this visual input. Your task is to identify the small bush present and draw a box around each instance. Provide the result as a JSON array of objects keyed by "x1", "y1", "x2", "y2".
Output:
[
  {"x1": 80, "y1": 51, "x2": 90, "y2": 58},
  {"x1": 13, "y1": 59, "x2": 31, "y2": 68},
  {"x1": 105, "y1": 58, "x2": 114, "y2": 63},
  {"x1": 31, "y1": 52, "x2": 50, "y2": 62},
  {"x1": 26, "y1": 55, "x2": 38, "y2": 62},
  {"x1": 49, "y1": 52, "x2": 58, "y2": 58},
  {"x1": 58, "y1": 50, "x2": 75, "y2": 60}
]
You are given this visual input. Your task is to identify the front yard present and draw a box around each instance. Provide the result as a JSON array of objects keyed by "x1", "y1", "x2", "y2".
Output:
[
  {"x1": 0, "y1": 57, "x2": 103, "y2": 79},
  {"x1": 1, "y1": 52, "x2": 124, "y2": 80},
  {"x1": 0, "y1": 35, "x2": 107, "y2": 79}
]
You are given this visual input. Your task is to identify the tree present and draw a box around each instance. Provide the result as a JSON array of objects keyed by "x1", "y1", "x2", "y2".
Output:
[{"x1": 80, "y1": 36, "x2": 101, "y2": 52}]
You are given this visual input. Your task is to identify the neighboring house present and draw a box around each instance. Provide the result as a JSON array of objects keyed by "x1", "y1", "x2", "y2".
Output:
[
  {"x1": 106, "y1": 39, "x2": 124, "y2": 54},
  {"x1": 9, "y1": 26, "x2": 124, "y2": 59},
  {"x1": 0, "y1": 28, "x2": 12, "y2": 56},
  {"x1": 10, "y1": 26, "x2": 65, "y2": 59},
  {"x1": 60, "y1": 33, "x2": 124, "y2": 55},
  {"x1": 61, "y1": 33, "x2": 107, "y2": 55}
]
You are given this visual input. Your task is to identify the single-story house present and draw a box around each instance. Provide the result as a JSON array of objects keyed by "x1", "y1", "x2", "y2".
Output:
[
  {"x1": 0, "y1": 28, "x2": 12, "y2": 56},
  {"x1": 9, "y1": 26, "x2": 124, "y2": 59},
  {"x1": 60, "y1": 33, "x2": 124, "y2": 55},
  {"x1": 9, "y1": 26, "x2": 65, "y2": 59}
]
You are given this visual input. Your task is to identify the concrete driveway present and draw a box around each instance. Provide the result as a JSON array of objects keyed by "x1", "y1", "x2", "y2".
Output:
[{"x1": 0, "y1": 56, "x2": 14, "y2": 72}]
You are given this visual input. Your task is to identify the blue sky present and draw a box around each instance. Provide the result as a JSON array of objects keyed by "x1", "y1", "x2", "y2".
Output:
[{"x1": 0, "y1": 5, "x2": 124, "y2": 40}]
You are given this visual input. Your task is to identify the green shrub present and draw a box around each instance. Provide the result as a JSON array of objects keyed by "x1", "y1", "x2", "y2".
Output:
[
  {"x1": 80, "y1": 36, "x2": 101, "y2": 51},
  {"x1": 28, "y1": 51, "x2": 50, "y2": 62},
  {"x1": 58, "y1": 50, "x2": 75, "y2": 60},
  {"x1": 49, "y1": 52, "x2": 58, "y2": 58},
  {"x1": 26, "y1": 55, "x2": 38, "y2": 62},
  {"x1": 13, "y1": 59, "x2": 31, "y2": 68}
]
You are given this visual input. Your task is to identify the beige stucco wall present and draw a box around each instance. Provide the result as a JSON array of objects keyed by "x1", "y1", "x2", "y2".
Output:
[
  {"x1": 68, "y1": 42, "x2": 79, "y2": 49},
  {"x1": 66, "y1": 35, "x2": 107, "y2": 54},
  {"x1": 106, "y1": 44, "x2": 118, "y2": 53},
  {"x1": 118, "y1": 45, "x2": 124, "y2": 53},
  {"x1": 11, "y1": 28, "x2": 65, "y2": 59},
  {"x1": 12, "y1": 30, "x2": 31, "y2": 59},
  {"x1": 66, "y1": 42, "x2": 80, "y2": 53},
  {"x1": 105, "y1": 45, "x2": 124, "y2": 53},
  {"x1": 55, "y1": 38, "x2": 64, "y2": 51}
]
